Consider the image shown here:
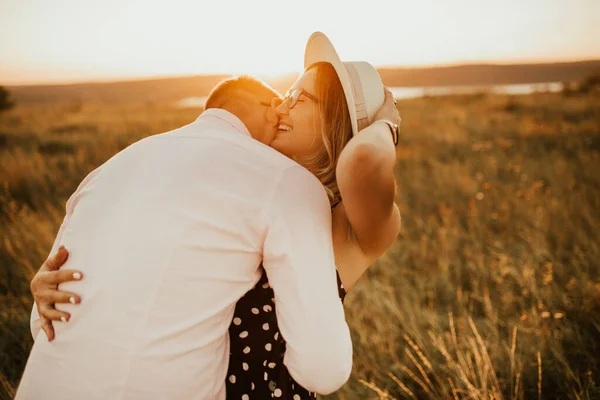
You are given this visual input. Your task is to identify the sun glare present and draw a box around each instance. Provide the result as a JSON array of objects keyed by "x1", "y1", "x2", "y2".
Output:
[{"x1": 0, "y1": 0, "x2": 599, "y2": 85}]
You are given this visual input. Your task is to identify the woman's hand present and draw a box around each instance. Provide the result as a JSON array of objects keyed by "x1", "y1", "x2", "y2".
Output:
[
  {"x1": 30, "y1": 246, "x2": 83, "y2": 341},
  {"x1": 373, "y1": 88, "x2": 401, "y2": 128}
]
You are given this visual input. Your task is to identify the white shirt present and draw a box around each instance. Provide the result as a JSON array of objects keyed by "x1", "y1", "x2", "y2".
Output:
[{"x1": 16, "y1": 109, "x2": 352, "y2": 400}]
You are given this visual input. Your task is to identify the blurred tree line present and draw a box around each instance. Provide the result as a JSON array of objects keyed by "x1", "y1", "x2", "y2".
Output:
[{"x1": 0, "y1": 86, "x2": 15, "y2": 112}]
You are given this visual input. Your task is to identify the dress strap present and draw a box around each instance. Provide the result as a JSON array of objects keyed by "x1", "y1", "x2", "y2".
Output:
[{"x1": 331, "y1": 200, "x2": 341, "y2": 212}]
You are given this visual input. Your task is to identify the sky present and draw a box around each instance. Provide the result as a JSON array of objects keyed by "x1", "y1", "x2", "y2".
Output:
[{"x1": 1, "y1": 0, "x2": 599, "y2": 85}]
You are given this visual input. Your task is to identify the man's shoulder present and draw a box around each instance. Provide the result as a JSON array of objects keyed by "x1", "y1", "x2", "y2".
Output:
[
  {"x1": 268, "y1": 162, "x2": 329, "y2": 213},
  {"x1": 232, "y1": 141, "x2": 323, "y2": 194},
  {"x1": 146, "y1": 120, "x2": 322, "y2": 189},
  {"x1": 183, "y1": 119, "x2": 309, "y2": 171},
  {"x1": 250, "y1": 142, "x2": 306, "y2": 170}
]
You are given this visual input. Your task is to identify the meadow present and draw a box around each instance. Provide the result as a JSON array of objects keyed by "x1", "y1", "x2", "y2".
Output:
[{"x1": 1, "y1": 87, "x2": 599, "y2": 399}]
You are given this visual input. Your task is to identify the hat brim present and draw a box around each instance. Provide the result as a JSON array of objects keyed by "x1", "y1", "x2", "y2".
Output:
[{"x1": 304, "y1": 32, "x2": 359, "y2": 136}]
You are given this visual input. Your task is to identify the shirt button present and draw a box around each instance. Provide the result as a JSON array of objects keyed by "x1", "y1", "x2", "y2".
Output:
[{"x1": 268, "y1": 380, "x2": 277, "y2": 391}]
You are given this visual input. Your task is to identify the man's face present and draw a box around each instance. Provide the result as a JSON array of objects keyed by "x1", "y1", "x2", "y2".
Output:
[{"x1": 241, "y1": 95, "x2": 282, "y2": 146}]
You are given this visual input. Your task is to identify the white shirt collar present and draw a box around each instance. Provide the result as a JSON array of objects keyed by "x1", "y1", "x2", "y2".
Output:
[{"x1": 197, "y1": 108, "x2": 251, "y2": 138}]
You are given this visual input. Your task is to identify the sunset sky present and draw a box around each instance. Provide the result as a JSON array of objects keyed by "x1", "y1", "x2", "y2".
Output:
[{"x1": 1, "y1": 0, "x2": 599, "y2": 85}]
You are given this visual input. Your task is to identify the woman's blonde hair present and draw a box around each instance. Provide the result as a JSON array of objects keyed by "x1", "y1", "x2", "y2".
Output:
[{"x1": 302, "y1": 62, "x2": 354, "y2": 207}]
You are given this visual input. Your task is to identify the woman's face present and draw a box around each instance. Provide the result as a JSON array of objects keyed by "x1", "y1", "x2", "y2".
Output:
[{"x1": 270, "y1": 69, "x2": 324, "y2": 163}]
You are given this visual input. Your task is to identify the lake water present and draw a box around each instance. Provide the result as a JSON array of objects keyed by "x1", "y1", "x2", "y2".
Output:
[
  {"x1": 390, "y1": 82, "x2": 564, "y2": 100},
  {"x1": 175, "y1": 82, "x2": 564, "y2": 108}
]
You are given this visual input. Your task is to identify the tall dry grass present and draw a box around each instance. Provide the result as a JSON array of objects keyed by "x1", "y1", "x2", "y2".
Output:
[{"x1": 1, "y1": 91, "x2": 599, "y2": 400}]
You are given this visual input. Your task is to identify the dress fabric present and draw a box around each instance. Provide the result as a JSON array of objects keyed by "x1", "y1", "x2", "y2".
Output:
[{"x1": 226, "y1": 268, "x2": 347, "y2": 399}]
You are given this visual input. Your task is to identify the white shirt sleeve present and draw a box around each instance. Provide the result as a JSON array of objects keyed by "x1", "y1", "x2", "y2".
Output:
[
  {"x1": 30, "y1": 305, "x2": 42, "y2": 340},
  {"x1": 262, "y1": 165, "x2": 352, "y2": 395},
  {"x1": 30, "y1": 167, "x2": 101, "y2": 340}
]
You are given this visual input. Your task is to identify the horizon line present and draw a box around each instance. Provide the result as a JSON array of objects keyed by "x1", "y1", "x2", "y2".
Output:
[{"x1": 5, "y1": 57, "x2": 600, "y2": 88}]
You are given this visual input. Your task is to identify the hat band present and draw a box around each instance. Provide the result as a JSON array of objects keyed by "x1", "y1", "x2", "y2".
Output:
[{"x1": 345, "y1": 63, "x2": 369, "y2": 132}]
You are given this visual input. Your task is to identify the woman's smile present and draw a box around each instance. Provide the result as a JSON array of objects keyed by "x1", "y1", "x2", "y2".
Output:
[{"x1": 277, "y1": 123, "x2": 293, "y2": 132}]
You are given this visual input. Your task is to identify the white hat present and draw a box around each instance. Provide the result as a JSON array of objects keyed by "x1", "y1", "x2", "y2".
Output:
[{"x1": 304, "y1": 31, "x2": 385, "y2": 137}]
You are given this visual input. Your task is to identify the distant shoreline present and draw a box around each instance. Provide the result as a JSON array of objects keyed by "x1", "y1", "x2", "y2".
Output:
[
  {"x1": 6, "y1": 60, "x2": 599, "y2": 105},
  {"x1": 175, "y1": 82, "x2": 566, "y2": 109}
]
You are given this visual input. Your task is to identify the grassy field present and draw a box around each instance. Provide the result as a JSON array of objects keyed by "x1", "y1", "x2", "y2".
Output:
[{"x1": 1, "y1": 89, "x2": 599, "y2": 399}]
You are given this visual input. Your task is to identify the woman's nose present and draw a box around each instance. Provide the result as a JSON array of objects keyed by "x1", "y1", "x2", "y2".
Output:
[{"x1": 273, "y1": 97, "x2": 288, "y2": 116}]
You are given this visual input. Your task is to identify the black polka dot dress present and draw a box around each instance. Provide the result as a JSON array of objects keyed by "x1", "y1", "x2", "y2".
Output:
[{"x1": 226, "y1": 267, "x2": 346, "y2": 399}]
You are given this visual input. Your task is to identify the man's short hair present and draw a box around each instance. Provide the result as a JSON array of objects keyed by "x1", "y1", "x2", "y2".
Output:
[{"x1": 205, "y1": 76, "x2": 281, "y2": 110}]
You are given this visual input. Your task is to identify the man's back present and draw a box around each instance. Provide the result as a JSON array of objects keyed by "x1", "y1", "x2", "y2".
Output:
[{"x1": 17, "y1": 110, "x2": 348, "y2": 400}]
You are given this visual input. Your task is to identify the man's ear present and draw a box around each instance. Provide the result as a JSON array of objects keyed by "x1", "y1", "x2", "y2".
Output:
[
  {"x1": 271, "y1": 97, "x2": 283, "y2": 108},
  {"x1": 265, "y1": 99, "x2": 280, "y2": 126}
]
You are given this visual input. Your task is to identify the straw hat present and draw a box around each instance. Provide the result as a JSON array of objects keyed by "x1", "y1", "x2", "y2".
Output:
[{"x1": 304, "y1": 31, "x2": 385, "y2": 137}]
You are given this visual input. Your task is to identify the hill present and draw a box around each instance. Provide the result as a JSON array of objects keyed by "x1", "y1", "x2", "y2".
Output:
[
  {"x1": 6, "y1": 60, "x2": 600, "y2": 105},
  {"x1": 377, "y1": 60, "x2": 600, "y2": 87},
  {"x1": 6, "y1": 75, "x2": 230, "y2": 105}
]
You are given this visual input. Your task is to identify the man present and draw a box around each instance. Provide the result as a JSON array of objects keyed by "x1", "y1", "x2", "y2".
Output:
[{"x1": 16, "y1": 76, "x2": 352, "y2": 399}]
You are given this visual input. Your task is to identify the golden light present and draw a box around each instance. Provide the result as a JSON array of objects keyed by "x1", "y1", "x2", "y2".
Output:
[{"x1": 0, "y1": 0, "x2": 599, "y2": 85}]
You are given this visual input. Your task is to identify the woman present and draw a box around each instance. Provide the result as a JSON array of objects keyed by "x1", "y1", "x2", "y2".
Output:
[{"x1": 29, "y1": 32, "x2": 401, "y2": 399}]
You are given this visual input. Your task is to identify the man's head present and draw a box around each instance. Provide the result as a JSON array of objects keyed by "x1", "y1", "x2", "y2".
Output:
[{"x1": 205, "y1": 76, "x2": 282, "y2": 145}]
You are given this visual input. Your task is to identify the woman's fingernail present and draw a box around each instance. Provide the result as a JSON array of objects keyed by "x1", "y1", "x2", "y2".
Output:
[
  {"x1": 69, "y1": 297, "x2": 77, "y2": 304},
  {"x1": 61, "y1": 316, "x2": 68, "y2": 323},
  {"x1": 73, "y1": 272, "x2": 82, "y2": 280}
]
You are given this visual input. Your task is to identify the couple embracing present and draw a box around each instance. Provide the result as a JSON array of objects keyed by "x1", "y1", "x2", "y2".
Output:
[{"x1": 16, "y1": 32, "x2": 401, "y2": 399}]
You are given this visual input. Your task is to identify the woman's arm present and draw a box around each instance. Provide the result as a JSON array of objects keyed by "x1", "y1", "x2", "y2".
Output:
[{"x1": 335, "y1": 89, "x2": 401, "y2": 260}]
